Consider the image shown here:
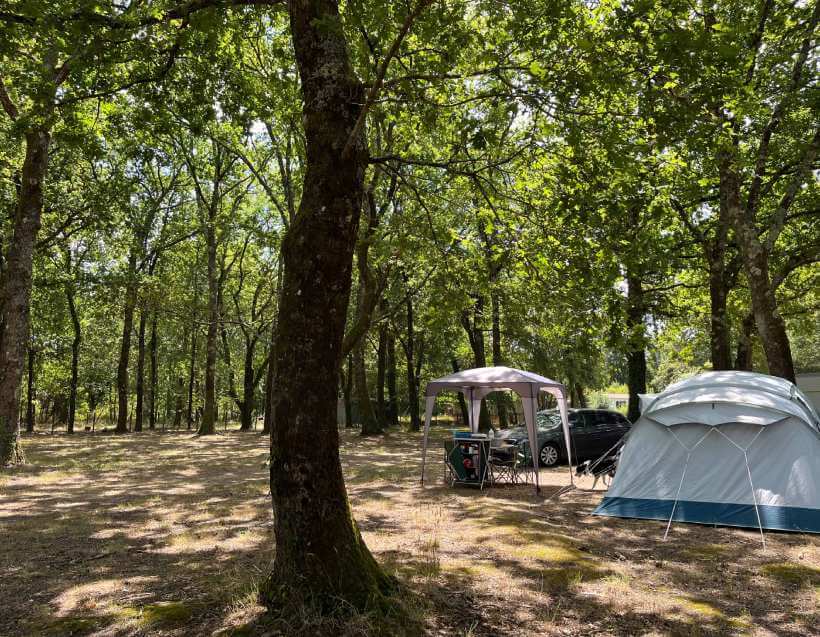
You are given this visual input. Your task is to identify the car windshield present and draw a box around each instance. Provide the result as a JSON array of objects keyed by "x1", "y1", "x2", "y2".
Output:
[{"x1": 536, "y1": 411, "x2": 562, "y2": 429}]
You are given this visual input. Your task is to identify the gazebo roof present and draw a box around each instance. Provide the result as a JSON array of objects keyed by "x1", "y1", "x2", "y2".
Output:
[{"x1": 425, "y1": 366, "x2": 564, "y2": 396}]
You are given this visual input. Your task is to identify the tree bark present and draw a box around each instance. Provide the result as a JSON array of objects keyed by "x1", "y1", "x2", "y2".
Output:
[
  {"x1": 116, "y1": 250, "x2": 138, "y2": 434},
  {"x1": 26, "y1": 344, "x2": 35, "y2": 434},
  {"x1": 626, "y1": 271, "x2": 646, "y2": 423},
  {"x1": 0, "y1": 129, "x2": 49, "y2": 465},
  {"x1": 386, "y1": 333, "x2": 398, "y2": 427},
  {"x1": 187, "y1": 326, "x2": 197, "y2": 430},
  {"x1": 239, "y1": 338, "x2": 256, "y2": 431},
  {"x1": 134, "y1": 308, "x2": 146, "y2": 432},
  {"x1": 199, "y1": 197, "x2": 219, "y2": 435},
  {"x1": 342, "y1": 354, "x2": 354, "y2": 428},
  {"x1": 376, "y1": 321, "x2": 387, "y2": 423},
  {"x1": 148, "y1": 312, "x2": 158, "y2": 430},
  {"x1": 261, "y1": 0, "x2": 392, "y2": 612},
  {"x1": 460, "y1": 295, "x2": 491, "y2": 431},
  {"x1": 720, "y1": 154, "x2": 796, "y2": 381},
  {"x1": 490, "y1": 290, "x2": 509, "y2": 428},
  {"x1": 451, "y1": 359, "x2": 470, "y2": 427},
  {"x1": 66, "y1": 280, "x2": 81, "y2": 434},
  {"x1": 355, "y1": 338, "x2": 382, "y2": 435},
  {"x1": 404, "y1": 294, "x2": 422, "y2": 432},
  {"x1": 707, "y1": 251, "x2": 732, "y2": 371},
  {"x1": 262, "y1": 339, "x2": 274, "y2": 435},
  {"x1": 735, "y1": 312, "x2": 756, "y2": 371}
]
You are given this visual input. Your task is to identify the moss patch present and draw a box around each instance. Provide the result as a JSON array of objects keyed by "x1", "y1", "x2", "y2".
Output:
[
  {"x1": 762, "y1": 562, "x2": 820, "y2": 586},
  {"x1": 137, "y1": 601, "x2": 193, "y2": 627},
  {"x1": 34, "y1": 616, "x2": 101, "y2": 636}
]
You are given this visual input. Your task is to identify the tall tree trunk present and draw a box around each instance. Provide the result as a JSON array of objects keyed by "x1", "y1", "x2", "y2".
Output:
[
  {"x1": 148, "y1": 312, "x2": 158, "y2": 430},
  {"x1": 708, "y1": 258, "x2": 732, "y2": 371},
  {"x1": 262, "y1": 339, "x2": 274, "y2": 435},
  {"x1": 26, "y1": 345, "x2": 35, "y2": 433},
  {"x1": 490, "y1": 290, "x2": 509, "y2": 428},
  {"x1": 261, "y1": 0, "x2": 392, "y2": 612},
  {"x1": 735, "y1": 312, "x2": 756, "y2": 371},
  {"x1": 0, "y1": 129, "x2": 49, "y2": 465},
  {"x1": 66, "y1": 283, "x2": 81, "y2": 435},
  {"x1": 720, "y1": 154, "x2": 796, "y2": 381},
  {"x1": 376, "y1": 321, "x2": 387, "y2": 423},
  {"x1": 134, "y1": 308, "x2": 146, "y2": 433},
  {"x1": 626, "y1": 271, "x2": 646, "y2": 423},
  {"x1": 460, "y1": 295, "x2": 491, "y2": 431},
  {"x1": 342, "y1": 354, "x2": 354, "y2": 428},
  {"x1": 404, "y1": 295, "x2": 421, "y2": 432},
  {"x1": 451, "y1": 358, "x2": 470, "y2": 427},
  {"x1": 239, "y1": 339, "x2": 256, "y2": 431},
  {"x1": 199, "y1": 203, "x2": 219, "y2": 436},
  {"x1": 173, "y1": 376, "x2": 184, "y2": 429},
  {"x1": 116, "y1": 252, "x2": 138, "y2": 434},
  {"x1": 355, "y1": 339, "x2": 382, "y2": 436},
  {"x1": 386, "y1": 333, "x2": 398, "y2": 427},
  {"x1": 187, "y1": 327, "x2": 197, "y2": 430}
]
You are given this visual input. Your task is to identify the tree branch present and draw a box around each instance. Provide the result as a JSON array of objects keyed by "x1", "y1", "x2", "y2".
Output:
[
  {"x1": 341, "y1": 0, "x2": 436, "y2": 160},
  {"x1": 0, "y1": 76, "x2": 19, "y2": 120}
]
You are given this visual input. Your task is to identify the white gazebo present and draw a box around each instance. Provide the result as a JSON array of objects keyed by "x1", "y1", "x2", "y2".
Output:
[{"x1": 420, "y1": 366, "x2": 573, "y2": 493}]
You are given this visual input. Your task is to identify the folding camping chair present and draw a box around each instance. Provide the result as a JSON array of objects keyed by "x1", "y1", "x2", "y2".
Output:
[{"x1": 488, "y1": 440, "x2": 530, "y2": 485}]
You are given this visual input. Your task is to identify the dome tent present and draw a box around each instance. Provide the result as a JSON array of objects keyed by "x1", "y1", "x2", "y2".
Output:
[{"x1": 594, "y1": 371, "x2": 820, "y2": 538}]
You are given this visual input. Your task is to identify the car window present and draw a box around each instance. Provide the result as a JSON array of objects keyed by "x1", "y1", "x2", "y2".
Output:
[{"x1": 587, "y1": 411, "x2": 612, "y2": 428}]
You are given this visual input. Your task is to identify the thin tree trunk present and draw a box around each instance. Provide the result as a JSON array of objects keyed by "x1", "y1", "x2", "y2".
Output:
[
  {"x1": 174, "y1": 376, "x2": 184, "y2": 429},
  {"x1": 342, "y1": 354, "x2": 354, "y2": 428},
  {"x1": 187, "y1": 328, "x2": 197, "y2": 430},
  {"x1": 460, "y1": 296, "x2": 491, "y2": 431},
  {"x1": 0, "y1": 129, "x2": 49, "y2": 465},
  {"x1": 26, "y1": 345, "x2": 35, "y2": 433},
  {"x1": 735, "y1": 312, "x2": 756, "y2": 371},
  {"x1": 376, "y1": 322, "x2": 387, "y2": 423},
  {"x1": 490, "y1": 290, "x2": 508, "y2": 428},
  {"x1": 116, "y1": 252, "x2": 138, "y2": 434},
  {"x1": 708, "y1": 259, "x2": 732, "y2": 371},
  {"x1": 451, "y1": 358, "x2": 470, "y2": 427},
  {"x1": 626, "y1": 271, "x2": 647, "y2": 423},
  {"x1": 134, "y1": 308, "x2": 146, "y2": 433},
  {"x1": 66, "y1": 282, "x2": 81, "y2": 434},
  {"x1": 239, "y1": 339, "x2": 255, "y2": 431},
  {"x1": 261, "y1": 0, "x2": 392, "y2": 611},
  {"x1": 405, "y1": 295, "x2": 421, "y2": 432},
  {"x1": 355, "y1": 339, "x2": 381, "y2": 435},
  {"x1": 148, "y1": 312, "x2": 158, "y2": 430},
  {"x1": 199, "y1": 201, "x2": 219, "y2": 435},
  {"x1": 386, "y1": 333, "x2": 398, "y2": 427}
]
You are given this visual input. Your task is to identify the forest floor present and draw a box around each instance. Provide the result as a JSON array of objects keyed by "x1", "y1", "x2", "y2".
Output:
[{"x1": 1, "y1": 428, "x2": 818, "y2": 637}]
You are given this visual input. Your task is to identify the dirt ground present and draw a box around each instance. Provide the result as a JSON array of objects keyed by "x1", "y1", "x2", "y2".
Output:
[{"x1": 1, "y1": 428, "x2": 818, "y2": 636}]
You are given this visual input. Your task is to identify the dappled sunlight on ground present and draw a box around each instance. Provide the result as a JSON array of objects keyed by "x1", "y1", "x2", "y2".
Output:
[{"x1": 0, "y1": 427, "x2": 818, "y2": 635}]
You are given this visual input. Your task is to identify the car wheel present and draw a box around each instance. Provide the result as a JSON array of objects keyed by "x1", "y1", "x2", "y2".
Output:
[{"x1": 539, "y1": 443, "x2": 559, "y2": 467}]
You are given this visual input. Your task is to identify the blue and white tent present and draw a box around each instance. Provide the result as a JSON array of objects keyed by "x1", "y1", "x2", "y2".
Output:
[{"x1": 594, "y1": 371, "x2": 820, "y2": 537}]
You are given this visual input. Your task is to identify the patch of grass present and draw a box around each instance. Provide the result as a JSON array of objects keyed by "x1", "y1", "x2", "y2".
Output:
[
  {"x1": 762, "y1": 562, "x2": 820, "y2": 586},
  {"x1": 679, "y1": 543, "x2": 728, "y2": 561},
  {"x1": 35, "y1": 616, "x2": 101, "y2": 636},
  {"x1": 539, "y1": 564, "x2": 608, "y2": 592},
  {"x1": 678, "y1": 596, "x2": 724, "y2": 619},
  {"x1": 137, "y1": 601, "x2": 193, "y2": 627},
  {"x1": 515, "y1": 543, "x2": 585, "y2": 563}
]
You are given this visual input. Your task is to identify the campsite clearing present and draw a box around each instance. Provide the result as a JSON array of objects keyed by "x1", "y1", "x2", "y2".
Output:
[{"x1": 1, "y1": 429, "x2": 818, "y2": 636}]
